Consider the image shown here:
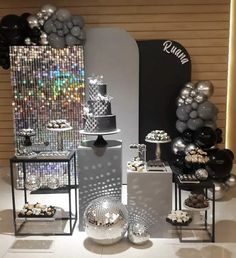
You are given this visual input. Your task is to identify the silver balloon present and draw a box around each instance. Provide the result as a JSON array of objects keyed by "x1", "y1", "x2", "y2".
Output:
[
  {"x1": 40, "y1": 38, "x2": 49, "y2": 45},
  {"x1": 27, "y1": 15, "x2": 39, "y2": 29},
  {"x1": 187, "y1": 118, "x2": 204, "y2": 131},
  {"x1": 185, "y1": 82, "x2": 195, "y2": 90},
  {"x1": 71, "y1": 26, "x2": 81, "y2": 37},
  {"x1": 194, "y1": 94, "x2": 206, "y2": 104},
  {"x1": 25, "y1": 175, "x2": 41, "y2": 191},
  {"x1": 207, "y1": 182, "x2": 227, "y2": 200},
  {"x1": 176, "y1": 97, "x2": 185, "y2": 106},
  {"x1": 184, "y1": 143, "x2": 197, "y2": 155},
  {"x1": 189, "y1": 110, "x2": 198, "y2": 119},
  {"x1": 37, "y1": 12, "x2": 43, "y2": 19},
  {"x1": 128, "y1": 222, "x2": 150, "y2": 245},
  {"x1": 176, "y1": 106, "x2": 189, "y2": 121},
  {"x1": 24, "y1": 37, "x2": 31, "y2": 45},
  {"x1": 38, "y1": 19, "x2": 45, "y2": 26},
  {"x1": 56, "y1": 8, "x2": 72, "y2": 22},
  {"x1": 204, "y1": 120, "x2": 217, "y2": 130},
  {"x1": 180, "y1": 87, "x2": 191, "y2": 99},
  {"x1": 195, "y1": 168, "x2": 208, "y2": 181},
  {"x1": 185, "y1": 96, "x2": 193, "y2": 105},
  {"x1": 197, "y1": 101, "x2": 218, "y2": 120},
  {"x1": 40, "y1": 32, "x2": 48, "y2": 39},
  {"x1": 195, "y1": 80, "x2": 214, "y2": 98},
  {"x1": 176, "y1": 120, "x2": 187, "y2": 133},
  {"x1": 47, "y1": 176, "x2": 60, "y2": 189},
  {"x1": 41, "y1": 4, "x2": 57, "y2": 15},
  {"x1": 184, "y1": 104, "x2": 192, "y2": 113},
  {"x1": 172, "y1": 137, "x2": 187, "y2": 154},
  {"x1": 190, "y1": 90, "x2": 197, "y2": 98},
  {"x1": 225, "y1": 174, "x2": 236, "y2": 187},
  {"x1": 84, "y1": 196, "x2": 128, "y2": 245},
  {"x1": 191, "y1": 102, "x2": 198, "y2": 110}
]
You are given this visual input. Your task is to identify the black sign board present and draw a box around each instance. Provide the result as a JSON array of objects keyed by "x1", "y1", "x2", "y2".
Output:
[{"x1": 138, "y1": 40, "x2": 191, "y2": 161}]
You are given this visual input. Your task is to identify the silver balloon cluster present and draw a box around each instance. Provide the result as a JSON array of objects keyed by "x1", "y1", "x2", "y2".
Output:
[
  {"x1": 176, "y1": 81, "x2": 218, "y2": 133},
  {"x1": 84, "y1": 196, "x2": 129, "y2": 245},
  {"x1": 128, "y1": 221, "x2": 150, "y2": 245},
  {"x1": 26, "y1": 4, "x2": 86, "y2": 48},
  {"x1": 26, "y1": 4, "x2": 57, "y2": 46}
]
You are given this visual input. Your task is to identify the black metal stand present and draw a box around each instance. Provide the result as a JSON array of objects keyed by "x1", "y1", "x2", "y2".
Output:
[
  {"x1": 174, "y1": 175, "x2": 215, "y2": 242},
  {"x1": 9, "y1": 151, "x2": 77, "y2": 236},
  {"x1": 93, "y1": 135, "x2": 108, "y2": 147}
]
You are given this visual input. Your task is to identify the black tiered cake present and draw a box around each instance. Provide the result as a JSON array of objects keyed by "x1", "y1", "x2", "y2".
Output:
[{"x1": 84, "y1": 80, "x2": 116, "y2": 133}]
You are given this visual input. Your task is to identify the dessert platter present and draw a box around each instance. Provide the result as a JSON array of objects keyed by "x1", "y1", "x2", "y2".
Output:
[
  {"x1": 46, "y1": 119, "x2": 72, "y2": 151},
  {"x1": 166, "y1": 210, "x2": 192, "y2": 226},
  {"x1": 184, "y1": 193, "x2": 209, "y2": 211},
  {"x1": 18, "y1": 202, "x2": 56, "y2": 218},
  {"x1": 80, "y1": 79, "x2": 120, "y2": 146},
  {"x1": 145, "y1": 130, "x2": 171, "y2": 169}
]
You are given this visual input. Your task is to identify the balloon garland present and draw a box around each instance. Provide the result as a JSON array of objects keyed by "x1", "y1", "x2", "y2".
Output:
[
  {"x1": 172, "y1": 80, "x2": 235, "y2": 200},
  {"x1": 0, "y1": 4, "x2": 86, "y2": 69}
]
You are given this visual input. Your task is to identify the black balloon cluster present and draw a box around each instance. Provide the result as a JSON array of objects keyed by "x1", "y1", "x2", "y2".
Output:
[
  {"x1": 0, "y1": 4, "x2": 86, "y2": 69},
  {"x1": 172, "y1": 80, "x2": 235, "y2": 199}
]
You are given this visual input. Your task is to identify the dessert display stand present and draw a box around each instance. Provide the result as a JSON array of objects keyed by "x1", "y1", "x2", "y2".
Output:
[
  {"x1": 173, "y1": 174, "x2": 215, "y2": 242},
  {"x1": 127, "y1": 165, "x2": 173, "y2": 238},
  {"x1": 10, "y1": 151, "x2": 77, "y2": 236},
  {"x1": 77, "y1": 131, "x2": 122, "y2": 231},
  {"x1": 145, "y1": 139, "x2": 171, "y2": 169},
  {"x1": 47, "y1": 127, "x2": 72, "y2": 151}
]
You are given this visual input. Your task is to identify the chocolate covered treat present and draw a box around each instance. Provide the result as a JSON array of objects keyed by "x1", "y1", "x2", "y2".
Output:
[
  {"x1": 166, "y1": 210, "x2": 192, "y2": 226},
  {"x1": 145, "y1": 130, "x2": 170, "y2": 142},
  {"x1": 47, "y1": 119, "x2": 71, "y2": 129},
  {"x1": 184, "y1": 193, "x2": 209, "y2": 209}
]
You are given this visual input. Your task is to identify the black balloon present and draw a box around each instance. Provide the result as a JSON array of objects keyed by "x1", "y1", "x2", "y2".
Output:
[
  {"x1": 182, "y1": 129, "x2": 194, "y2": 143},
  {"x1": 206, "y1": 149, "x2": 233, "y2": 179},
  {"x1": 223, "y1": 149, "x2": 234, "y2": 160},
  {"x1": 194, "y1": 126, "x2": 217, "y2": 149},
  {"x1": 172, "y1": 154, "x2": 186, "y2": 170},
  {"x1": 215, "y1": 128, "x2": 223, "y2": 143}
]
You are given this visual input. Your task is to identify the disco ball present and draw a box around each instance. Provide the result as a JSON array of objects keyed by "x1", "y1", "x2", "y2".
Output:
[
  {"x1": 84, "y1": 196, "x2": 129, "y2": 245},
  {"x1": 47, "y1": 176, "x2": 60, "y2": 189},
  {"x1": 128, "y1": 222, "x2": 150, "y2": 245},
  {"x1": 25, "y1": 174, "x2": 41, "y2": 191}
]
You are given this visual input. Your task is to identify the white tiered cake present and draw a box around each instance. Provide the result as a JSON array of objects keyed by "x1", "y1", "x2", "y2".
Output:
[{"x1": 84, "y1": 79, "x2": 116, "y2": 133}]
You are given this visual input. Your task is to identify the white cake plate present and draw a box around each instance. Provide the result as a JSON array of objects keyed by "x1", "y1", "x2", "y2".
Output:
[
  {"x1": 80, "y1": 129, "x2": 120, "y2": 147},
  {"x1": 47, "y1": 127, "x2": 73, "y2": 151}
]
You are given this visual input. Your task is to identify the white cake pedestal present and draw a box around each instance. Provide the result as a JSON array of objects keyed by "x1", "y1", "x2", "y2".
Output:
[
  {"x1": 145, "y1": 139, "x2": 171, "y2": 168},
  {"x1": 79, "y1": 129, "x2": 120, "y2": 147},
  {"x1": 47, "y1": 127, "x2": 72, "y2": 151}
]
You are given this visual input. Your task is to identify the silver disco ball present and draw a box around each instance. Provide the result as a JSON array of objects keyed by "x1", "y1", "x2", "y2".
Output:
[
  {"x1": 25, "y1": 174, "x2": 41, "y2": 191},
  {"x1": 84, "y1": 196, "x2": 129, "y2": 245},
  {"x1": 128, "y1": 222, "x2": 150, "y2": 245},
  {"x1": 47, "y1": 176, "x2": 60, "y2": 189}
]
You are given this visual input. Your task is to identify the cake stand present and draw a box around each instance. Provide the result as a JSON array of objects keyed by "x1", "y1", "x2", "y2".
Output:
[
  {"x1": 47, "y1": 127, "x2": 72, "y2": 151},
  {"x1": 79, "y1": 129, "x2": 120, "y2": 147},
  {"x1": 145, "y1": 139, "x2": 171, "y2": 167}
]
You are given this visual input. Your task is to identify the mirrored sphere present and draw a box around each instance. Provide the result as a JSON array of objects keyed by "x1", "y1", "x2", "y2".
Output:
[
  {"x1": 84, "y1": 196, "x2": 129, "y2": 245},
  {"x1": 25, "y1": 175, "x2": 41, "y2": 191},
  {"x1": 128, "y1": 222, "x2": 150, "y2": 245},
  {"x1": 47, "y1": 176, "x2": 60, "y2": 189}
]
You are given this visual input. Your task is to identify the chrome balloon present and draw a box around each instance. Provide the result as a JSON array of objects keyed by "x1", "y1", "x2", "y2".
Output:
[
  {"x1": 185, "y1": 82, "x2": 195, "y2": 90},
  {"x1": 194, "y1": 94, "x2": 206, "y2": 103},
  {"x1": 176, "y1": 97, "x2": 185, "y2": 106},
  {"x1": 84, "y1": 196, "x2": 128, "y2": 245},
  {"x1": 195, "y1": 80, "x2": 214, "y2": 98},
  {"x1": 41, "y1": 4, "x2": 57, "y2": 15},
  {"x1": 172, "y1": 137, "x2": 187, "y2": 154},
  {"x1": 207, "y1": 182, "x2": 227, "y2": 200},
  {"x1": 184, "y1": 143, "x2": 197, "y2": 155},
  {"x1": 25, "y1": 175, "x2": 41, "y2": 191},
  {"x1": 128, "y1": 222, "x2": 150, "y2": 245},
  {"x1": 225, "y1": 174, "x2": 236, "y2": 187},
  {"x1": 180, "y1": 87, "x2": 191, "y2": 99},
  {"x1": 195, "y1": 168, "x2": 208, "y2": 181},
  {"x1": 27, "y1": 15, "x2": 39, "y2": 29},
  {"x1": 185, "y1": 96, "x2": 193, "y2": 105}
]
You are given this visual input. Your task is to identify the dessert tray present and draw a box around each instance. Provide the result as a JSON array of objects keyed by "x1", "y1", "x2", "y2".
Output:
[
  {"x1": 18, "y1": 203, "x2": 56, "y2": 218},
  {"x1": 166, "y1": 210, "x2": 192, "y2": 226}
]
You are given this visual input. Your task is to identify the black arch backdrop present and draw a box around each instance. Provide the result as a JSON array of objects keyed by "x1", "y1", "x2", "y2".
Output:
[{"x1": 138, "y1": 39, "x2": 191, "y2": 161}]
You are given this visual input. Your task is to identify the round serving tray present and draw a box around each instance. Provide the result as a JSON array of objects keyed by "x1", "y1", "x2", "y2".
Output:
[
  {"x1": 183, "y1": 203, "x2": 210, "y2": 211},
  {"x1": 145, "y1": 139, "x2": 171, "y2": 144}
]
